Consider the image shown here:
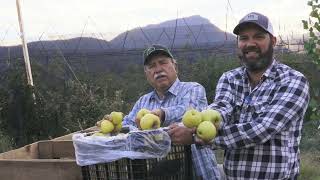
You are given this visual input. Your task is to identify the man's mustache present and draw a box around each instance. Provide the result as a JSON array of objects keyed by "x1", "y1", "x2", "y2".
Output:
[
  {"x1": 242, "y1": 46, "x2": 261, "y2": 54},
  {"x1": 237, "y1": 46, "x2": 261, "y2": 59},
  {"x1": 154, "y1": 72, "x2": 166, "y2": 79}
]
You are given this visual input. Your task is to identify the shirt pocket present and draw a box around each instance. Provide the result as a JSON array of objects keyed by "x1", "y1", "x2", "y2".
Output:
[
  {"x1": 229, "y1": 100, "x2": 243, "y2": 124},
  {"x1": 250, "y1": 101, "x2": 268, "y2": 122}
]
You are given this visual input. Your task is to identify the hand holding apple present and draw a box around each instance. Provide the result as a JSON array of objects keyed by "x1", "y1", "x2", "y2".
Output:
[
  {"x1": 135, "y1": 108, "x2": 151, "y2": 129},
  {"x1": 96, "y1": 111, "x2": 124, "y2": 134},
  {"x1": 168, "y1": 123, "x2": 196, "y2": 145},
  {"x1": 151, "y1": 109, "x2": 165, "y2": 122},
  {"x1": 96, "y1": 114, "x2": 111, "y2": 127},
  {"x1": 140, "y1": 113, "x2": 161, "y2": 130}
]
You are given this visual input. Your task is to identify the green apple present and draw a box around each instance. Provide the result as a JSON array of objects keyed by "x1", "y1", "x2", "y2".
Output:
[
  {"x1": 140, "y1": 114, "x2": 161, "y2": 130},
  {"x1": 110, "y1": 111, "x2": 123, "y2": 125},
  {"x1": 136, "y1": 108, "x2": 151, "y2": 119},
  {"x1": 196, "y1": 121, "x2": 217, "y2": 142},
  {"x1": 201, "y1": 109, "x2": 222, "y2": 129},
  {"x1": 182, "y1": 109, "x2": 202, "y2": 128},
  {"x1": 100, "y1": 120, "x2": 114, "y2": 134}
]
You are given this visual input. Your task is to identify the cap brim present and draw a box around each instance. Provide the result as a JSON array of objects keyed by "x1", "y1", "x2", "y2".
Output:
[
  {"x1": 144, "y1": 50, "x2": 172, "y2": 64},
  {"x1": 233, "y1": 22, "x2": 269, "y2": 35}
]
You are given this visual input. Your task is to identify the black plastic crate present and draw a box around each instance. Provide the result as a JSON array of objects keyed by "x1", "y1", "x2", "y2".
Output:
[{"x1": 81, "y1": 145, "x2": 193, "y2": 180}]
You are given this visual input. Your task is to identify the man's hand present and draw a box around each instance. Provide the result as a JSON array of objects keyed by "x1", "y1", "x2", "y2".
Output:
[
  {"x1": 151, "y1": 109, "x2": 165, "y2": 123},
  {"x1": 168, "y1": 123, "x2": 196, "y2": 145},
  {"x1": 135, "y1": 117, "x2": 142, "y2": 129},
  {"x1": 193, "y1": 135, "x2": 214, "y2": 146},
  {"x1": 135, "y1": 109, "x2": 164, "y2": 129}
]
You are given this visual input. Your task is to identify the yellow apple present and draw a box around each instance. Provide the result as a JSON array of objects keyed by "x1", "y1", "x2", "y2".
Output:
[
  {"x1": 182, "y1": 109, "x2": 202, "y2": 128},
  {"x1": 136, "y1": 108, "x2": 151, "y2": 119},
  {"x1": 100, "y1": 120, "x2": 114, "y2": 134},
  {"x1": 201, "y1": 109, "x2": 222, "y2": 129},
  {"x1": 196, "y1": 121, "x2": 217, "y2": 142},
  {"x1": 96, "y1": 114, "x2": 111, "y2": 127},
  {"x1": 110, "y1": 111, "x2": 123, "y2": 125},
  {"x1": 92, "y1": 132, "x2": 105, "y2": 136},
  {"x1": 140, "y1": 114, "x2": 161, "y2": 130},
  {"x1": 113, "y1": 122, "x2": 122, "y2": 132}
]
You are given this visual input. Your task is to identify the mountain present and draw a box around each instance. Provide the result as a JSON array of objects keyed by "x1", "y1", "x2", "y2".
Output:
[
  {"x1": 109, "y1": 15, "x2": 235, "y2": 49},
  {"x1": 0, "y1": 15, "x2": 237, "y2": 73},
  {"x1": 0, "y1": 15, "x2": 235, "y2": 57}
]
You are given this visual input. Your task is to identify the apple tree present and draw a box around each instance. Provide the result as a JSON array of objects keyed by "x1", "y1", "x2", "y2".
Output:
[{"x1": 302, "y1": 0, "x2": 320, "y2": 127}]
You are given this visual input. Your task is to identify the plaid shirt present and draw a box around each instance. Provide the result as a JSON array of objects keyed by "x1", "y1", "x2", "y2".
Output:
[
  {"x1": 210, "y1": 60, "x2": 310, "y2": 179},
  {"x1": 123, "y1": 78, "x2": 221, "y2": 179}
]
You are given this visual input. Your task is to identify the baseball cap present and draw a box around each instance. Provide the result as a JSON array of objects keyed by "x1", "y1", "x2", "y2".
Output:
[
  {"x1": 233, "y1": 12, "x2": 274, "y2": 36},
  {"x1": 143, "y1": 44, "x2": 174, "y2": 65}
]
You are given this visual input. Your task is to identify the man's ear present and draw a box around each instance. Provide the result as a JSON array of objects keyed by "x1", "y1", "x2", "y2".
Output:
[
  {"x1": 271, "y1": 36, "x2": 277, "y2": 47},
  {"x1": 174, "y1": 62, "x2": 178, "y2": 74}
]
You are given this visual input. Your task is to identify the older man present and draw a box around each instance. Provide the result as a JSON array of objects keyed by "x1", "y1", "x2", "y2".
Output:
[{"x1": 123, "y1": 44, "x2": 221, "y2": 179}]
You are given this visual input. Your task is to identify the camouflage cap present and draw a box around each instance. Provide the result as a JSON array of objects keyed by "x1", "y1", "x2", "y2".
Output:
[{"x1": 143, "y1": 44, "x2": 174, "y2": 65}]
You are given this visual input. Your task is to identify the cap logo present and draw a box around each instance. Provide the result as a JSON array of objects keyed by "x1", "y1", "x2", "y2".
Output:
[
  {"x1": 145, "y1": 47, "x2": 156, "y2": 56},
  {"x1": 243, "y1": 13, "x2": 259, "y2": 21},
  {"x1": 143, "y1": 44, "x2": 174, "y2": 64}
]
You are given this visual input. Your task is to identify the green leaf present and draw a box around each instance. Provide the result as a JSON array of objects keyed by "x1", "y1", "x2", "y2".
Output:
[
  {"x1": 310, "y1": 113, "x2": 318, "y2": 120},
  {"x1": 308, "y1": 0, "x2": 313, "y2": 6},
  {"x1": 302, "y1": 20, "x2": 309, "y2": 29},
  {"x1": 315, "y1": 22, "x2": 320, "y2": 31},
  {"x1": 310, "y1": 10, "x2": 319, "y2": 18}
]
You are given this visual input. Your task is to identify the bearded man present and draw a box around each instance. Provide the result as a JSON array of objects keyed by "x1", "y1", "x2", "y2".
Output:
[{"x1": 169, "y1": 12, "x2": 310, "y2": 180}]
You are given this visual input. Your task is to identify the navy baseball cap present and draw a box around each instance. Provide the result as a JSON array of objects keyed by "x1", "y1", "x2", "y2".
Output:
[
  {"x1": 233, "y1": 12, "x2": 274, "y2": 36},
  {"x1": 143, "y1": 44, "x2": 174, "y2": 65}
]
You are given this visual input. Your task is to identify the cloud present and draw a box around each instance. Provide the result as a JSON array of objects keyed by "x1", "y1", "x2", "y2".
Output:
[{"x1": 0, "y1": 0, "x2": 311, "y2": 45}]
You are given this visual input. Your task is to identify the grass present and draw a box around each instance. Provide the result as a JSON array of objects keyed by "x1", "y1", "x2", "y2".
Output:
[
  {"x1": 0, "y1": 131, "x2": 14, "y2": 153},
  {"x1": 300, "y1": 150, "x2": 320, "y2": 180}
]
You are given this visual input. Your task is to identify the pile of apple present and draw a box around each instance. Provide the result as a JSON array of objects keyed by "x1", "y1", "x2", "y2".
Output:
[
  {"x1": 94, "y1": 111, "x2": 124, "y2": 136},
  {"x1": 182, "y1": 109, "x2": 222, "y2": 142},
  {"x1": 136, "y1": 108, "x2": 161, "y2": 130}
]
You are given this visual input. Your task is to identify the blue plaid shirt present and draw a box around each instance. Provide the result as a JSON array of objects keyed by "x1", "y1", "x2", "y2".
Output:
[
  {"x1": 210, "y1": 60, "x2": 310, "y2": 179},
  {"x1": 123, "y1": 78, "x2": 221, "y2": 179}
]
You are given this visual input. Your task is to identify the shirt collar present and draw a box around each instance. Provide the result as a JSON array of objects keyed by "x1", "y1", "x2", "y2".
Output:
[
  {"x1": 260, "y1": 59, "x2": 277, "y2": 80},
  {"x1": 150, "y1": 78, "x2": 180, "y2": 100}
]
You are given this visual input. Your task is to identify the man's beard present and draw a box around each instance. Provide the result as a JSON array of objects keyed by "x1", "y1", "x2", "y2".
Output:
[{"x1": 238, "y1": 42, "x2": 274, "y2": 72}]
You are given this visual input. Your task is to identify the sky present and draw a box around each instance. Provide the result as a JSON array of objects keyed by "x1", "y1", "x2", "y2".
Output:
[{"x1": 0, "y1": 0, "x2": 311, "y2": 46}]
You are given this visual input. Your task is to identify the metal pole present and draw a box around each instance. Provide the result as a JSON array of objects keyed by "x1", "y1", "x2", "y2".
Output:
[{"x1": 16, "y1": 0, "x2": 34, "y2": 86}]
